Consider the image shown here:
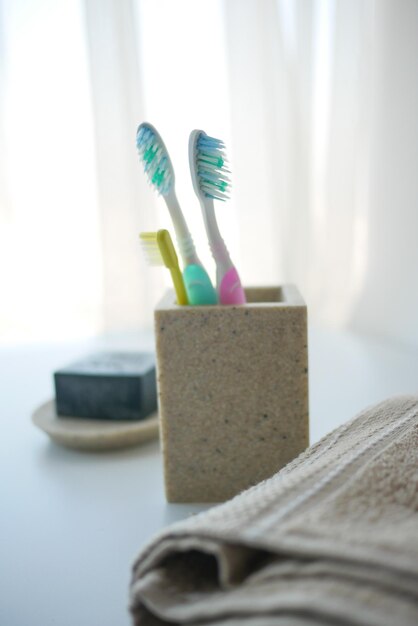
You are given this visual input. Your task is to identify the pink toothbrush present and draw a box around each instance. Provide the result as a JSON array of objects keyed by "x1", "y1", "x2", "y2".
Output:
[{"x1": 189, "y1": 130, "x2": 246, "y2": 305}]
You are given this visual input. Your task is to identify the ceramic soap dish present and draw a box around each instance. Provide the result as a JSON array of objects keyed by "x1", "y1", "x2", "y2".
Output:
[{"x1": 32, "y1": 400, "x2": 159, "y2": 451}]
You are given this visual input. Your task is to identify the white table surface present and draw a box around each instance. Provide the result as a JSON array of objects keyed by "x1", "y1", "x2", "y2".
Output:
[{"x1": 1, "y1": 326, "x2": 418, "y2": 626}]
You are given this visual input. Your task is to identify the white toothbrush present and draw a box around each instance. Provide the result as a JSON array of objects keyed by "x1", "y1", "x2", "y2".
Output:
[{"x1": 136, "y1": 123, "x2": 217, "y2": 305}]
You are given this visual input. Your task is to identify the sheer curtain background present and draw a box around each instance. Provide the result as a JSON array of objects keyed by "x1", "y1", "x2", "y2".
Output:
[{"x1": 1, "y1": 0, "x2": 417, "y2": 347}]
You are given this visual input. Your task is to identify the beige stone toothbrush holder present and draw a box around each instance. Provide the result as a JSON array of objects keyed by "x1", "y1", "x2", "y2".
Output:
[{"x1": 154, "y1": 285, "x2": 309, "y2": 502}]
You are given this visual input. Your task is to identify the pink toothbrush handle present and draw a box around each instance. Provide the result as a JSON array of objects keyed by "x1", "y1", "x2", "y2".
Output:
[{"x1": 219, "y1": 266, "x2": 246, "y2": 305}]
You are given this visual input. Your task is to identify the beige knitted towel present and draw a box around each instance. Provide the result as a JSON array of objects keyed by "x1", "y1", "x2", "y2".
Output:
[{"x1": 130, "y1": 396, "x2": 418, "y2": 625}]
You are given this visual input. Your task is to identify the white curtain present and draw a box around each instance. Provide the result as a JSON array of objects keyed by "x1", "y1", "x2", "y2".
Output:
[
  {"x1": 224, "y1": 0, "x2": 418, "y2": 348},
  {"x1": 1, "y1": 0, "x2": 418, "y2": 347}
]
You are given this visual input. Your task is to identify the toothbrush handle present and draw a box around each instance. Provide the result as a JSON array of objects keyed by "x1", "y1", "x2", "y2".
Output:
[
  {"x1": 219, "y1": 266, "x2": 246, "y2": 305},
  {"x1": 165, "y1": 191, "x2": 199, "y2": 265},
  {"x1": 201, "y1": 198, "x2": 246, "y2": 304},
  {"x1": 165, "y1": 190, "x2": 217, "y2": 305},
  {"x1": 170, "y1": 266, "x2": 188, "y2": 306}
]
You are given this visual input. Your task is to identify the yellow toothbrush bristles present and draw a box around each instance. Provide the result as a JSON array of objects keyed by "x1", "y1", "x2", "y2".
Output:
[{"x1": 140, "y1": 230, "x2": 188, "y2": 305}]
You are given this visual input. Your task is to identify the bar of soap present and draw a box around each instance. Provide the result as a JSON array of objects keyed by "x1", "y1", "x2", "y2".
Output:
[{"x1": 54, "y1": 352, "x2": 157, "y2": 421}]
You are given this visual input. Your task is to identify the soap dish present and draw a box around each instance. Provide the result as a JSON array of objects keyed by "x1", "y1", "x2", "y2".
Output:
[{"x1": 32, "y1": 400, "x2": 159, "y2": 451}]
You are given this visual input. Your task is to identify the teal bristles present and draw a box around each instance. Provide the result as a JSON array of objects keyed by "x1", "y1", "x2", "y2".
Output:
[
  {"x1": 136, "y1": 123, "x2": 173, "y2": 196},
  {"x1": 196, "y1": 134, "x2": 231, "y2": 201}
]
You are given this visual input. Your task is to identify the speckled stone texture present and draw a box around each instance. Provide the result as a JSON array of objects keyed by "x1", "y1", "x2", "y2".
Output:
[{"x1": 155, "y1": 285, "x2": 309, "y2": 502}]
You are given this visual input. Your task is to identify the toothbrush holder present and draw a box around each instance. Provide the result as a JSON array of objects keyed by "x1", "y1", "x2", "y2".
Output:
[{"x1": 155, "y1": 285, "x2": 309, "y2": 502}]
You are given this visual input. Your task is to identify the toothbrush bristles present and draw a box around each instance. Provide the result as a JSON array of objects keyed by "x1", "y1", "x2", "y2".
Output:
[
  {"x1": 136, "y1": 124, "x2": 173, "y2": 196},
  {"x1": 196, "y1": 133, "x2": 231, "y2": 201},
  {"x1": 139, "y1": 236, "x2": 164, "y2": 266}
]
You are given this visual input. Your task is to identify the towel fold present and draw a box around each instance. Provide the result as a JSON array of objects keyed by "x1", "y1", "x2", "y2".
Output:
[{"x1": 130, "y1": 396, "x2": 418, "y2": 625}]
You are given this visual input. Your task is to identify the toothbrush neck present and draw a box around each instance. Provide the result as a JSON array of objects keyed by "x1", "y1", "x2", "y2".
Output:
[
  {"x1": 202, "y1": 198, "x2": 232, "y2": 272},
  {"x1": 165, "y1": 190, "x2": 199, "y2": 265}
]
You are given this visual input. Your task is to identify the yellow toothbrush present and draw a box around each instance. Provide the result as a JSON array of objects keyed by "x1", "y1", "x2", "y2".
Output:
[{"x1": 140, "y1": 230, "x2": 188, "y2": 305}]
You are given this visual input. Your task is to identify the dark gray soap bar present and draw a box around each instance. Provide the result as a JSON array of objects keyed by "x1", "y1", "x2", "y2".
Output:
[{"x1": 54, "y1": 352, "x2": 157, "y2": 420}]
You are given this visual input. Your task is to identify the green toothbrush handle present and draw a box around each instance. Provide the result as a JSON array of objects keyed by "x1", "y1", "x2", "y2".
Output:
[{"x1": 183, "y1": 264, "x2": 218, "y2": 306}]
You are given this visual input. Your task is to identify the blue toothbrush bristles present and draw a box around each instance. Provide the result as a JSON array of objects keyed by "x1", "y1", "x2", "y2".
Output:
[
  {"x1": 136, "y1": 124, "x2": 173, "y2": 196},
  {"x1": 196, "y1": 133, "x2": 230, "y2": 201}
]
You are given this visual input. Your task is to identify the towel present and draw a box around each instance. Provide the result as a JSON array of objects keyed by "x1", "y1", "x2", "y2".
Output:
[{"x1": 130, "y1": 396, "x2": 418, "y2": 625}]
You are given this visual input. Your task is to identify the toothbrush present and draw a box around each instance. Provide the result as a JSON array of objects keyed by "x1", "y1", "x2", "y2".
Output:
[
  {"x1": 136, "y1": 122, "x2": 217, "y2": 306},
  {"x1": 140, "y1": 230, "x2": 188, "y2": 305},
  {"x1": 189, "y1": 130, "x2": 246, "y2": 305}
]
